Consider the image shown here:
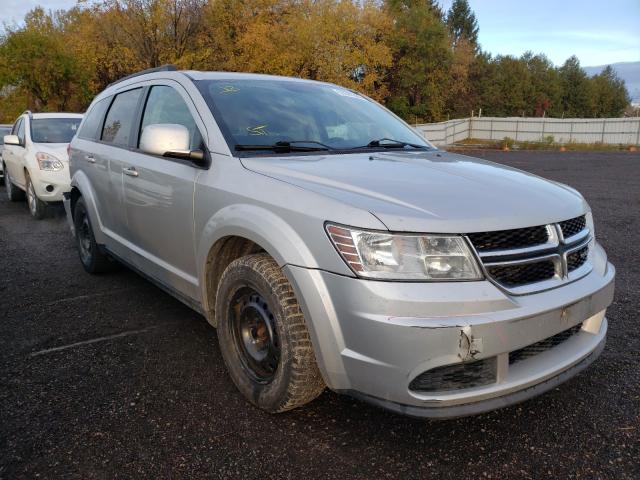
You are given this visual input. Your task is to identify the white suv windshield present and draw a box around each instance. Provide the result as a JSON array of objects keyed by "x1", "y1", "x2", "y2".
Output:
[
  {"x1": 196, "y1": 79, "x2": 431, "y2": 153},
  {"x1": 31, "y1": 118, "x2": 81, "y2": 143}
]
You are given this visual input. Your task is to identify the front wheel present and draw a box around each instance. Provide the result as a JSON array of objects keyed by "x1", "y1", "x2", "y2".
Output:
[
  {"x1": 25, "y1": 173, "x2": 48, "y2": 219},
  {"x1": 216, "y1": 253, "x2": 325, "y2": 413}
]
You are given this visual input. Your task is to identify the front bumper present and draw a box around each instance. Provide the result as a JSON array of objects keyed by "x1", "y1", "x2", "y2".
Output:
[
  {"x1": 284, "y1": 247, "x2": 615, "y2": 419},
  {"x1": 30, "y1": 167, "x2": 71, "y2": 202}
]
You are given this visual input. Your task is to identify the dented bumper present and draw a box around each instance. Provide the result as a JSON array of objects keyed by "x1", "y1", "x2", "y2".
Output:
[{"x1": 284, "y1": 249, "x2": 615, "y2": 418}]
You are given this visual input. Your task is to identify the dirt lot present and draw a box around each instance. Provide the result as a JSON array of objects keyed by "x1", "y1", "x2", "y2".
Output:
[{"x1": 1, "y1": 151, "x2": 638, "y2": 479}]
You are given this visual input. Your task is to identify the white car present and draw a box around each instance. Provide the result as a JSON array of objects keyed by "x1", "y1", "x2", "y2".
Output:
[{"x1": 3, "y1": 111, "x2": 83, "y2": 219}]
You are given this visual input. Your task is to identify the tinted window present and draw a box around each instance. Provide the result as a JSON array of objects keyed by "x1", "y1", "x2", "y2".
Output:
[
  {"x1": 140, "y1": 86, "x2": 201, "y2": 150},
  {"x1": 196, "y1": 79, "x2": 430, "y2": 152},
  {"x1": 31, "y1": 118, "x2": 81, "y2": 143},
  {"x1": 16, "y1": 118, "x2": 25, "y2": 144},
  {"x1": 11, "y1": 118, "x2": 21, "y2": 135},
  {"x1": 102, "y1": 88, "x2": 142, "y2": 146},
  {"x1": 78, "y1": 98, "x2": 110, "y2": 140}
]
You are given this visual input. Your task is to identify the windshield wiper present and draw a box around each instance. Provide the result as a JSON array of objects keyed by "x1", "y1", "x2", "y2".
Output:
[
  {"x1": 235, "y1": 140, "x2": 333, "y2": 153},
  {"x1": 363, "y1": 138, "x2": 430, "y2": 149}
]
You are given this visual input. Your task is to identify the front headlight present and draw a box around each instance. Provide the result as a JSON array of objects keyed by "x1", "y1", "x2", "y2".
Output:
[
  {"x1": 36, "y1": 152, "x2": 64, "y2": 171},
  {"x1": 326, "y1": 224, "x2": 483, "y2": 281}
]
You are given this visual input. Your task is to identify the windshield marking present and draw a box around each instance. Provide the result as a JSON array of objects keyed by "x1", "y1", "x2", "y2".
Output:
[{"x1": 247, "y1": 125, "x2": 269, "y2": 136}]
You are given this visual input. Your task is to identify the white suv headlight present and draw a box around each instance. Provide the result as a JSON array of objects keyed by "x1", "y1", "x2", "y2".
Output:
[
  {"x1": 36, "y1": 152, "x2": 64, "y2": 171},
  {"x1": 326, "y1": 224, "x2": 483, "y2": 281}
]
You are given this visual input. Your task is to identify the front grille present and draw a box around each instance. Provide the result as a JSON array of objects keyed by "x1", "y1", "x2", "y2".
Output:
[
  {"x1": 567, "y1": 246, "x2": 589, "y2": 272},
  {"x1": 509, "y1": 324, "x2": 583, "y2": 365},
  {"x1": 486, "y1": 260, "x2": 556, "y2": 287},
  {"x1": 559, "y1": 215, "x2": 586, "y2": 239},
  {"x1": 409, "y1": 357, "x2": 497, "y2": 392},
  {"x1": 467, "y1": 225, "x2": 549, "y2": 252}
]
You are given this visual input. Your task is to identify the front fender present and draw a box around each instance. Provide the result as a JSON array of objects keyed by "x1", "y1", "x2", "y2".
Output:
[{"x1": 196, "y1": 202, "x2": 319, "y2": 276}]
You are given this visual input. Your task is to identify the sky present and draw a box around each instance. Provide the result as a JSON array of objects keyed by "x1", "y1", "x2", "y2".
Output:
[{"x1": 1, "y1": 0, "x2": 639, "y2": 67}]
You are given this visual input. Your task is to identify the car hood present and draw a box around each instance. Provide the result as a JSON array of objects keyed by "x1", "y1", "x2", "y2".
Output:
[
  {"x1": 240, "y1": 150, "x2": 588, "y2": 233},
  {"x1": 33, "y1": 143, "x2": 70, "y2": 162}
]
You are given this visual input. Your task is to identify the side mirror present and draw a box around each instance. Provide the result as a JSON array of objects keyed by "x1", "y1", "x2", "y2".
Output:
[
  {"x1": 139, "y1": 123, "x2": 190, "y2": 156},
  {"x1": 4, "y1": 134, "x2": 20, "y2": 146}
]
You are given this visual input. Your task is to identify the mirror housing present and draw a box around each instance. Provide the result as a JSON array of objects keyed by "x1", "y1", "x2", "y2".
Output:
[
  {"x1": 4, "y1": 134, "x2": 20, "y2": 146},
  {"x1": 139, "y1": 123, "x2": 190, "y2": 156}
]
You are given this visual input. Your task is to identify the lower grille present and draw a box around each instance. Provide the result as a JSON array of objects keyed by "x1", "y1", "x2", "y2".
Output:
[
  {"x1": 486, "y1": 260, "x2": 556, "y2": 287},
  {"x1": 509, "y1": 324, "x2": 583, "y2": 365},
  {"x1": 409, "y1": 357, "x2": 497, "y2": 393},
  {"x1": 567, "y1": 246, "x2": 589, "y2": 272}
]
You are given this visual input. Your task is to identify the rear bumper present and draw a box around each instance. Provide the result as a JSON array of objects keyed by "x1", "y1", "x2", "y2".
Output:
[{"x1": 284, "y1": 243, "x2": 615, "y2": 418}]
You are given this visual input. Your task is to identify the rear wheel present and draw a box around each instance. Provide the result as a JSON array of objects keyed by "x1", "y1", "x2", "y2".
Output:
[
  {"x1": 25, "y1": 173, "x2": 48, "y2": 220},
  {"x1": 4, "y1": 165, "x2": 25, "y2": 202},
  {"x1": 73, "y1": 196, "x2": 114, "y2": 273},
  {"x1": 216, "y1": 253, "x2": 325, "y2": 413}
]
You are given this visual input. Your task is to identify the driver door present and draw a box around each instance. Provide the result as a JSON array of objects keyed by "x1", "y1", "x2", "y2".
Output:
[{"x1": 121, "y1": 83, "x2": 205, "y2": 300}]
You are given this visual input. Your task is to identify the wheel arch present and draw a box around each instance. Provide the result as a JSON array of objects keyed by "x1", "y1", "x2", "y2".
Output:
[{"x1": 197, "y1": 204, "x2": 320, "y2": 327}]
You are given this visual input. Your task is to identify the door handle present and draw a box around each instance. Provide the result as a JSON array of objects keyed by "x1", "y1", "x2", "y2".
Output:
[
  {"x1": 85, "y1": 155, "x2": 95, "y2": 163},
  {"x1": 123, "y1": 167, "x2": 139, "y2": 177}
]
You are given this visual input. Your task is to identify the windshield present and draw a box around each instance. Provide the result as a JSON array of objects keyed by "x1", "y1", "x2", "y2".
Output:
[
  {"x1": 31, "y1": 118, "x2": 81, "y2": 143},
  {"x1": 196, "y1": 79, "x2": 431, "y2": 154}
]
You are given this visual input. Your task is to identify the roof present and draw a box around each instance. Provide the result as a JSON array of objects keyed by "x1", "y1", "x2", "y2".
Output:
[{"x1": 30, "y1": 112, "x2": 84, "y2": 119}]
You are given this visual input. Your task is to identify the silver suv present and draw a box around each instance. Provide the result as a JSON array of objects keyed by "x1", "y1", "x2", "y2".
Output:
[{"x1": 65, "y1": 66, "x2": 615, "y2": 418}]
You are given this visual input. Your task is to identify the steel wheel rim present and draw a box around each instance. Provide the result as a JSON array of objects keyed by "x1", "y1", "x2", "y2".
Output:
[
  {"x1": 77, "y1": 213, "x2": 92, "y2": 263},
  {"x1": 27, "y1": 181, "x2": 36, "y2": 214},
  {"x1": 229, "y1": 288, "x2": 280, "y2": 383}
]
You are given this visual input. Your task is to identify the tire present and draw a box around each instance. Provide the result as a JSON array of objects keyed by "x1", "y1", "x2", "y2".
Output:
[
  {"x1": 25, "y1": 173, "x2": 48, "y2": 220},
  {"x1": 73, "y1": 196, "x2": 114, "y2": 273},
  {"x1": 3, "y1": 165, "x2": 25, "y2": 202},
  {"x1": 216, "y1": 253, "x2": 325, "y2": 413}
]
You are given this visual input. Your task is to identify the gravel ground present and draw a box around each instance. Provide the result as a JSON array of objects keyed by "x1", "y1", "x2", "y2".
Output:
[{"x1": 0, "y1": 151, "x2": 638, "y2": 479}]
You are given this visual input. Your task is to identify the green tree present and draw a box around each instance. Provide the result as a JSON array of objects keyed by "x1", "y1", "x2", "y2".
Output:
[
  {"x1": 446, "y1": 0, "x2": 479, "y2": 49},
  {"x1": 590, "y1": 66, "x2": 630, "y2": 117},
  {"x1": 559, "y1": 56, "x2": 594, "y2": 117},
  {"x1": 385, "y1": 0, "x2": 452, "y2": 122}
]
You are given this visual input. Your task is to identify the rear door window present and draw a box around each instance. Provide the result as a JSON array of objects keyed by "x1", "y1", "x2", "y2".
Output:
[
  {"x1": 101, "y1": 88, "x2": 142, "y2": 146},
  {"x1": 79, "y1": 98, "x2": 110, "y2": 140}
]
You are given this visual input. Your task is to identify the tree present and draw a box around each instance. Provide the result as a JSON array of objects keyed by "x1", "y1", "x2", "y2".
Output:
[
  {"x1": 559, "y1": 56, "x2": 593, "y2": 117},
  {"x1": 385, "y1": 0, "x2": 452, "y2": 122},
  {"x1": 591, "y1": 66, "x2": 630, "y2": 117},
  {"x1": 446, "y1": 0, "x2": 479, "y2": 49}
]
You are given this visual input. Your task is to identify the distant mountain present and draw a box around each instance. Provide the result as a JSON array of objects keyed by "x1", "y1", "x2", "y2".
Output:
[{"x1": 584, "y1": 61, "x2": 640, "y2": 105}]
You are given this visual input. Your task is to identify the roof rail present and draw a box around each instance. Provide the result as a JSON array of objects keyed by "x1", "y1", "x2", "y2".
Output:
[
  {"x1": 108, "y1": 64, "x2": 178, "y2": 88},
  {"x1": 22, "y1": 110, "x2": 33, "y2": 119}
]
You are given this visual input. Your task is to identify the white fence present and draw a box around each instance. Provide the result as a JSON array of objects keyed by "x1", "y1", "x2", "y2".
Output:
[{"x1": 416, "y1": 117, "x2": 640, "y2": 147}]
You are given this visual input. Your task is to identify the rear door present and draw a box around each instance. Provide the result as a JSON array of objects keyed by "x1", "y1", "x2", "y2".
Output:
[
  {"x1": 121, "y1": 82, "x2": 204, "y2": 298},
  {"x1": 72, "y1": 97, "x2": 114, "y2": 234},
  {"x1": 93, "y1": 88, "x2": 144, "y2": 255}
]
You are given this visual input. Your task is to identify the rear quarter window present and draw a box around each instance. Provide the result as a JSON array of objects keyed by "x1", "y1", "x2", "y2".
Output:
[
  {"x1": 78, "y1": 98, "x2": 111, "y2": 140},
  {"x1": 101, "y1": 88, "x2": 143, "y2": 146}
]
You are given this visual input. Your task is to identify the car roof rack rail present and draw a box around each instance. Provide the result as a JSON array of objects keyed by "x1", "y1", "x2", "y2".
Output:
[
  {"x1": 22, "y1": 110, "x2": 33, "y2": 119},
  {"x1": 108, "y1": 64, "x2": 178, "y2": 88}
]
